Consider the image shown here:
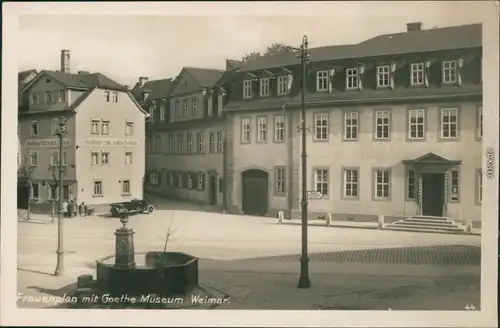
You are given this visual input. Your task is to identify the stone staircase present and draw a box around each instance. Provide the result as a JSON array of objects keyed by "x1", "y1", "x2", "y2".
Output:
[{"x1": 386, "y1": 216, "x2": 467, "y2": 234}]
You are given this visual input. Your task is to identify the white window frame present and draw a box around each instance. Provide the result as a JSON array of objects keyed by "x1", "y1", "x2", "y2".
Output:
[
  {"x1": 101, "y1": 120, "x2": 110, "y2": 135},
  {"x1": 93, "y1": 181, "x2": 103, "y2": 196},
  {"x1": 243, "y1": 80, "x2": 253, "y2": 99},
  {"x1": 209, "y1": 132, "x2": 215, "y2": 153},
  {"x1": 314, "y1": 113, "x2": 329, "y2": 141},
  {"x1": 50, "y1": 151, "x2": 67, "y2": 166},
  {"x1": 91, "y1": 152, "x2": 100, "y2": 165},
  {"x1": 154, "y1": 135, "x2": 161, "y2": 154},
  {"x1": 277, "y1": 76, "x2": 288, "y2": 95},
  {"x1": 28, "y1": 151, "x2": 38, "y2": 166},
  {"x1": 187, "y1": 133, "x2": 193, "y2": 153},
  {"x1": 408, "y1": 109, "x2": 425, "y2": 140},
  {"x1": 343, "y1": 111, "x2": 359, "y2": 140},
  {"x1": 159, "y1": 103, "x2": 165, "y2": 121},
  {"x1": 177, "y1": 133, "x2": 184, "y2": 153},
  {"x1": 440, "y1": 108, "x2": 458, "y2": 139},
  {"x1": 59, "y1": 89, "x2": 66, "y2": 102},
  {"x1": 207, "y1": 96, "x2": 213, "y2": 117},
  {"x1": 197, "y1": 132, "x2": 204, "y2": 153},
  {"x1": 149, "y1": 104, "x2": 155, "y2": 121},
  {"x1": 241, "y1": 118, "x2": 251, "y2": 144},
  {"x1": 125, "y1": 122, "x2": 134, "y2": 135},
  {"x1": 260, "y1": 78, "x2": 270, "y2": 97},
  {"x1": 51, "y1": 119, "x2": 58, "y2": 135},
  {"x1": 217, "y1": 94, "x2": 223, "y2": 116},
  {"x1": 316, "y1": 71, "x2": 329, "y2": 92},
  {"x1": 216, "y1": 131, "x2": 224, "y2": 153},
  {"x1": 168, "y1": 134, "x2": 176, "y2": 153},
  {"x1": 46, "y1": 91, "x2": 52, "y2": 103},
  {"x1": 112, "y1": 92, "x2": 118, "y2": 103},
  {"x1": 274, "y1": 166, "x2": 286, "y2": 196},
  {"x1": 150, "y1": 171, "x2": 159, "y2": 185},
  {"x1": 31, "y1": 122, "x2": 38, "y2": 136},
  {"x1": 31, "y1": 92, "x2": 39, "y2": 104},
  {"x1": 125, "y1": 151, "x2": 133, "y2": 164},
  {"x1": 346, "y1": 68, "x2": 359, "y2": 90},
  {"x1": 406, "y1": 169, "x2": 416, "y2": 200},
  {"x1": 197, "y1": 172, "x2": 204, "y2": 190},
  {"x1": 374, "y1": 110, "x2": 390, "y2": 140},
  {"x1": 314, "y1": 168, "x2": 329, "y2": 196},
  {"x1": 377, "y1": 65, "x2": 390, "y2": 88},
  {"x1": 343, "y1": 168, "x2": 359, "y2": 199},
  {"x1": 374, "y1": 169, "x2": 390, "y2": 200},
  {"x1": 104, "y1": 91, "x2": 111, "y2": 103},
  {"x1": 257, "y1": 116, "x2": 267, "y2": 143},
  {"x1": 91, "y1": 120, "x2": 100, "y2": 135},
  {"x1": 183, "y1": 99, "x2": 188, "y2": 117},
  {"x1": 450, "y1": 169, "x2": 460, "y2": 202},
  {"x1": 410, "y1": 63, "x2": 425, "y2": 85},
  {"x1": 191, "y1": 98, "x2": 197, "y2": 116},
  {"x1": 274, "y1": 115, "x2": 285, "y2": 142},
  {"x1": 122, "y1": 180, "x2": 131, "y2": 194},
  {"x1": 442, "y1": 60, "x2": 458, "y2": 84},
  {"x1": 101, "y1": 152, "x2": 109, "y2": 165}
]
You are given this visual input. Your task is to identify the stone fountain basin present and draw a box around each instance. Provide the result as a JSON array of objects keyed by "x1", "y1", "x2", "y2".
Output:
[{"x1": 96, "y1": 251, "x2": 199, "y2": 298}]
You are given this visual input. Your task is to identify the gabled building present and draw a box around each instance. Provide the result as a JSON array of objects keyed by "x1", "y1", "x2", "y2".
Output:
[
  {"x1": 18, "y1": 50, "x2": 149, "y2": 207},
  {"x1": 219, "y1": 22, "x2": 482, "y2": 224}
]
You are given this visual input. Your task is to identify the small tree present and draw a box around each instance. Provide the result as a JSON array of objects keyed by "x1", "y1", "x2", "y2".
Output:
[
  {"x1": 17, "y1": 156, "x2": 35, "y2": 220},
  {"x1": 154, "y1": 214, "x2": 179, "y2": 304},
  {"x1": 241, "y1": 43, "x2": 294, "y2": 63}
]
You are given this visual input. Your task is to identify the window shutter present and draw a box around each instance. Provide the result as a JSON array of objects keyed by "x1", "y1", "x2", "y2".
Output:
[
  {"x1": 390, "y1": 62, "x2": 396, "y2": 90},
  {"x1": 457, "y1": 57, "x2": 464, "y2": 86},
  {"x1": 202, "y1": 172, "x2": 206, "y2": 190},
  {"x1": 424, "y1": 59, "x2": 431, "y2": 88},
  {"x1": 287, "y1": 74, "x2": 293, "y2": 93},
  {"x1": 328, "y1": 69, "x2": 335, "y2": 93}
]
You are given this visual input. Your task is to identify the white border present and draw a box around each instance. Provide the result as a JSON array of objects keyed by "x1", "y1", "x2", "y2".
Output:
[{"x1": 2, "y1": 2, "x2": 499, "y2": 327}]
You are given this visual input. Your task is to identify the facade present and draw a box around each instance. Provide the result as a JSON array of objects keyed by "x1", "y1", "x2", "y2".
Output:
[
  {"x1": 18, "y1": 50, "x2": 148, "y2": 207},
  {"x1": 134, "y1": 64, "x2": 238, "y2": 209},
  {"x1": 218, "y1": 23, "x2": 482, "y2": 223}
]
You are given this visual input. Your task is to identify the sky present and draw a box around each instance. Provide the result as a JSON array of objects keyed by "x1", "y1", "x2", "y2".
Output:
[{"x1": 16, "y1": 1, "x2": 492, "y2": 88}]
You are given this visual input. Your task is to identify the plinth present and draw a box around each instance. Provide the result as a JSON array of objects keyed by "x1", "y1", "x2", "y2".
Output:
[{"x1": 114, "y1": 212, "x2": 136, "y2": 269}]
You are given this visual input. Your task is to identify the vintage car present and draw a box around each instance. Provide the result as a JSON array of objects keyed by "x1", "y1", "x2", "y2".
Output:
[{"x1": 109, "y1": 198, "x2": 155, "y2": 217}]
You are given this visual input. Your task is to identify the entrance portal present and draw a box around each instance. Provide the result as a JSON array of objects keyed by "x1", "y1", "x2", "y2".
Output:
[
  {"x1": 241, "y1": 169, "x2": 269, "y2": 216},
  {"x1": 421, "y1": 173, "x2": 445, "y2": 217}
]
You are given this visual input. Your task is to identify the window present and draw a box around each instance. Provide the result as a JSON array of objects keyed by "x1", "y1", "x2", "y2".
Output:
[
  {"x1": 159, "y1": 104, "x2": 165, "y2": 121},
  {"x1": 450, "y1": 170, "x2": 460, "y2": 202},
  {"x1": 442, "y1": 60, "x2": 457, "y2": 84},
  {"x1": 314, "y1": 168, "x2": 329, "y2": 196},
  {"x1": 408, "y1": 109, "x2": 425, "y2": 140},
  {"x1": 216, "y1": 131, "x2": 224, "y2": 153},
  {"x1": 59, "y1": 89, "x2": 66, "y2": 102},
  {"x1": 91, "y1": 120, "x2": 100, "y2": 134},
  {"x1": 91, "y1": 152, "x2": 100, "y2": 165},
  {"x1": 31, "y1": 183, "x2": 39, "y2": 199},
  {"x1": 410, "y1": 63, "x2": 425, "y2": 85},
  {"x1": 346, "y1": 68, "x2": 359, "y2": 90},
  {"x1": 241, "y1": 118, "x2": 251, "y2": 144},
  {"x1": 31, "y1": 122, "x2": 38, "y2": 136},
  {"x1": 187, "y1": 133, "x2": 193, "y2": 153},
  {"x1": 154, "y1": 135, "x2": 161, "y2": 153},
  {"x1": 197, "y1": 172, "x2": 205, "y2": 191},
  {"x1": 31, "y1": 92, "x2": 39, "y2": 104},
  {"x1": 277, "y1": 76, "x2": 288, "y2": 95},
  {"x1": 477, "y1": 106, "x2": 483, "y2": 139},
  {"x1": 183, "y1": 99, "x2": 188, "y2": 117},
  {"x1": 374, "y1": 169, "x2": 390, "y2": 200},
  {"x1": 122, "y1": 180, "x2": 130, "y2": 194},
  {"x1": 217, "y1": 94, "x2": 223, "y2": 116},
  {"x1": 51, "y1": 119, "x2": 58, "y2": 135},
  {"x1": 150, "y1": 172, "x2": 159, "y2": 185},
  {"x1": 101, "y1": 152, "x2": 109, "y2": 165},
  {"x1": 260, "y1": 78, "x2": 270, "y2": 96},
  {"x1": 149, "y1": 104, "x2": 155, "y2": 121},
  {"x1": 440, "y1": 108, "x2": 458, "y2": 139},
  {"x1": 314, "y1": 113, "x2": 328, "y2": 141},
  {"x1": 209, "y1": 132, "x2": 215, "y2": 153},
  {"x1": 344, "y1": 112, "x2": 358, "y2": 140},
  {"x1": 406, "y1": 170, "x2": 416, "y2": 200},
  {"x1": 274, "y1": 115, "x2": 285, "y2": 142},
  {"x1": 257, "y1": 116, "x2": 267, "y2": 142},
  {"x1": 146, "y1": 135, "x2": 153, "y2": 153},
  {"x1": 168, "y1": 134, "x2": 176, "y2": 153},
  {"x1": 126, "y1": 122, "x2": 134, "y2": 135},
  {"x1": 377, "y1": 65, "x2": 390, "y2": 88},
  {"x1": 101, "y1": 121, "x2": 110, "y2": 135},
  {"x1": 104, "y1": 91, "x2": 111, "y2": 103},
  {"x1": 49, "y1": 184, "x2": 58, "y2": 200},
  {"x1": 343, "y1": 168, "x2": 359, "y2": 198},
  {"x1": 243, "y1": 80, "x2": 252, "y2": 99},
  {"x1": 275, "y1": 167, "x2": 286, "y2": 196},
  {"x1": 63, "y1": 185, "x2": 69, "y2": 200},
  {"x1": 197, "y1": 132, "x2": 204, "y2": 153},
  {"x1": 191, "y1": 98, "x2": 197, "y2": 116},
  {"x1": 316, "y1": 71, "x2": 329, "y2": 91},
  {"x1": 177, "y1": 133, "x2": 184, "y2": 153},
  {"x1": 50, "y1": 152, "x2": 67, "y2": 166},
  {"x1": 112, "y1": 92, "x2": 118, "y2": 103},
  {"x1": 93, "y1": 181, "x2": 103, "y2": 196},
  {"x1": 477, "y1": 169, "x2": 482, "y2": 204},
  {"x1": 125, "y1": 152, "x2": 133, "y2": 164},
  {"x1": 46, "y1": 91, "x2": 52, "y2": 103},
  {"x1": 175, "y1": 100, "x2": 180, "y2": 118},
  {"x1": 28, "y1": 152, "x2": 38, "y2": 166},
  {"x1": 374, "y1": 110, "x2": 390, "y2": 140}
]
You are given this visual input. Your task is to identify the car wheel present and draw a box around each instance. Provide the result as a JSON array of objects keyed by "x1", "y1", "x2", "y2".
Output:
[
  {"x1": 136, "y1": 206, "x2": 141, "y2": 213},
  {"x1": 146, "y1": 205, "x2": 154, "y2": 214}
]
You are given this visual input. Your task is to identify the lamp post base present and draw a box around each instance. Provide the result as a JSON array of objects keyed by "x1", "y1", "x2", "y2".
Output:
[
  {"x1": 54, "y1": 250, "x2": 65, "y2": 276},
  {"x1": 297, "y1": 257, "x2": 311, "y2": 289},
  {"x1": 297, "y1": 275, "x2": 311, "y2": 289}
]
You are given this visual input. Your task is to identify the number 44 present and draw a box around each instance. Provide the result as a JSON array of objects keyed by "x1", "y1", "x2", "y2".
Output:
[{"x1": 464, "y1": 304, "x2": 477, "y2": 311}]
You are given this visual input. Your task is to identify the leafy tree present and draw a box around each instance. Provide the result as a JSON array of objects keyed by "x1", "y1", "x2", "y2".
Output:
[
  {"x1": 242, "y1": 51, "x2": 262, "y2": 64},
  {"x1": 242, "y1": 43, "x2": 294, "y2": 63}
]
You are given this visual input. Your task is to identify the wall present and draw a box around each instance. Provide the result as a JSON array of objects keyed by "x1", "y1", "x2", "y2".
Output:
[
  {"x1": 26, "y1": 74, "x2": 68, "y2": 112},
  {"x1": 74, "y1": 89, "x2": 146, "y2": 205},
  {"x1": 169, "y1": 92, "x2": 206, "y2": 123}
]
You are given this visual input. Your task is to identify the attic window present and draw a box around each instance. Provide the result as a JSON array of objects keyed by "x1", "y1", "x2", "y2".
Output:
[
  {"x1": 184, "y1": 81, "x2": 188, "y2": 88},
  {"x1": 45, "y1": 78, "x2": 52, "y2": 83}
]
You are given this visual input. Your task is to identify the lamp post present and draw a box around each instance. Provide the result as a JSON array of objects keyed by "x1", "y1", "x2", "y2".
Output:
[{"x1": 54, "y1": 116, "x2": 67, "y2": 276}]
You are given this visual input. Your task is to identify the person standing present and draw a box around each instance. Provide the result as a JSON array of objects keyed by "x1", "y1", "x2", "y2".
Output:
[{"x1": 68, "y1": 200, "x2": 74, "y2": 218}]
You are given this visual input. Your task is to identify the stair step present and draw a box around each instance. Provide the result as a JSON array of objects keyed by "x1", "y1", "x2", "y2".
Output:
[
  {"x1": 404, "y1": 218, "x2": 455, "y2": 225},
  {"x1": 385, "y1": 226, "x2": 466, "y2": 235},
  {"x1": 390, "y1": 223, "x2": 464, "y2": 231},
  {"x1": 394, "y1": 221, "x2": 458, "y2": 228},
  {"x1": 412, "y1": 215, "x2": 450, "y2": 221}
]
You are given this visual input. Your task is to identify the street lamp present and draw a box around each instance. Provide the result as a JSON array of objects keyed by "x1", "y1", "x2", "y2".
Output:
[{"x1": 54, "y1": 116, "x2": 67, "y2": 276}]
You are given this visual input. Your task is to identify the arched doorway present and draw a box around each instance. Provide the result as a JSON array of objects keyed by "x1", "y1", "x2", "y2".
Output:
[{"x1": 241, "y1": 169, "x2": 269, "y2": 216}]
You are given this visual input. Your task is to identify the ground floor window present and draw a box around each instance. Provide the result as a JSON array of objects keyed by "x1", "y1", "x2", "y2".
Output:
[
  {"x1": 49, "y1": 184, "x2": 58, "y2": 200},
  {"x1": 93, "y1": 181, "x2": 103, "y2": 196},
  {"x1": 63, "y1": 185, "x2": 69, "y2": 200},
  {"x1": 197, "y1": 172, "x2": 205, "y2": 191},
  {"x1": 274, "y1": 166, "x2": 286, "y2": 196},
  {"x1": 122, "y1": 180, "x2": 130, "y2": 194},
  {"x1": 314, "y1": 168, "x2": 329, "y2": 196},
  {"x1": 374, "y1": 169, "x2": 391, "y2": 200},
  {"x1": 406, "y1": 170, "x2": 416, "y2": 200},
  {"x1": 450, "y1": 169, "x2": 460, "y2": 202},
  {"x1": 343, "y1": 168, "x2": 359, "y2": 199},
  {"x1": 31, "y1": 183, "x2": 39, "y2": 199},
  {"x1": 150, "y1": 171, "x2": 160, "y2": 185}
]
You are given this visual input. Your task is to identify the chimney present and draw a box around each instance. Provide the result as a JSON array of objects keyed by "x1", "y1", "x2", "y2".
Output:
[
  {"x1": 406, "y1": 22, "x2": 422, "y2": 32},
  {"x1": 61, "y1": 49, "x2": 71, "y2": 73},
  {"x1": 139, "y1": 77, "x2": 149, "y2": 87}
]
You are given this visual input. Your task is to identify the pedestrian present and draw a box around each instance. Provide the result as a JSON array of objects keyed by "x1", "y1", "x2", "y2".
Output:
[
  {"x1": 68, "y1": 200, "x2": 74, "y2": 218},
  {"x1": 79, "y1": 202, "x2": 87, "y2": 217}
]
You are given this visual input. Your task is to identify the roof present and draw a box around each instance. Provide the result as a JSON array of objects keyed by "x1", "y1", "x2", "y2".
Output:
[
  {"x1": 213, "y1": 68, "x2": 240, "y2": 88},
  {"x1": 23, "y1": 70, "x2": 127, "y2": 92},
  {"x1": 183, "y1": 67, "x2": 224, "y2": 88},
  {"x1": 18, "y1": 70, "x2": 38, "y2": 103},
  {"x1": 18, "y1": 69, "x2": 37, "y2": 82},
  {"x1": 131, "y1": 78, "x2": 175, "y2": 103},
  {"x1": 226, "y1": 59, "x2": 244, "y2": 70},
  {"x1": 239, "y1": 23, "x2": 482, "y2": 72}
]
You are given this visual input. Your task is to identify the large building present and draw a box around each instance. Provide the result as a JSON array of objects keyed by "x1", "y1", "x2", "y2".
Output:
[
  {"x1": 133, "y1": 62, "x2": 240, "y2": 209},
  {"x1": 216, "y1": 22, "x2": 482, "y2": 224},
  {"x1": 18, "y1": 50, "x2": 149, "y2": 208}
]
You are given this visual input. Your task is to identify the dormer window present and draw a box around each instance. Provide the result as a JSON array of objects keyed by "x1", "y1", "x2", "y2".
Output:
[
  {"x1": 260, "y1": 78, "x2": 270, "y2": 97},
  {"x1": 149, "y1": 104, "x2": 155, "y2": 121},
  {"x1": 346, "y1": 68, "x2": 359, "y2": 90},
  {"x1": 217, "y1": 94, "x2": 223, "y2": 116},
  {"x1": 243, "y1": 80, "x2": 253, "y2": 99},
  {"x1": 59, "y1": 89, "x2": 66, "y2": 102},
  {"x1": 316, "y1": 71, "x2": 329, "y2": 92},
  {"x1": 31, "y1": 92, "x2": 39, "y2": 104},
  {"x1": 442, "y1": 60, "x2": 457, "y2": 84},
  {"x1": 277, "y1": 76, "x2": 288, "y2": 95},
  {"x1": 183, "y1": 99, "x2": 188, "y2": 117},
  {"x1": 410, "y1": 63, "x2": 425, "y2": 85},
  {"x1": 45, "y1": 91, "x2": 52, "y2": 103},
  {"x1": 207, "y1": 95, "x2": 213, "y2": 117},
  {"x1": 376, "y1": 66, "x2": 390, "y2": 88}
]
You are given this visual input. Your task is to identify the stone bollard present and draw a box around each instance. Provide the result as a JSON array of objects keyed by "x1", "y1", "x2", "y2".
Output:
[
  {"x1": 465, "y1": 219, "x2": 473, "y2": 234},
  {"x1": 277, "y1": 210, "x2": 284, "y2": 224},
  {"x1": 325, "y1": 213, "x2": 332, "y2": 227},
  {"x1": 378, "y1": 215, "x2": 385, "y2": 230}
]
